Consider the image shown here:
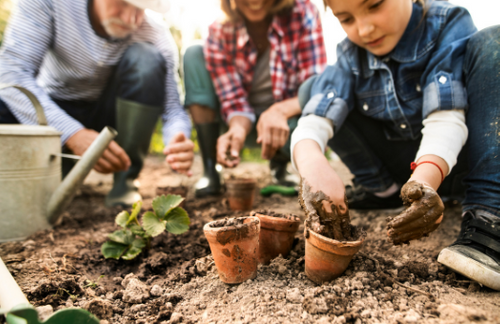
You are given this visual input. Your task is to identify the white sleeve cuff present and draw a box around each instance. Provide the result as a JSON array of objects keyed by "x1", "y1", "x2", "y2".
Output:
[
  {"x1": 415, "y1": 109, "x2": 468, "y2": 175},
  {"x1": 290, "y1": 114, "x2": 334, "y2": 171}
]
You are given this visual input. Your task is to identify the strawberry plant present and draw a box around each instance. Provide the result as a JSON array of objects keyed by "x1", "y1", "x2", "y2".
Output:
[{"x1": 101, "y1": 195, "x2": 190, "y2": 260}]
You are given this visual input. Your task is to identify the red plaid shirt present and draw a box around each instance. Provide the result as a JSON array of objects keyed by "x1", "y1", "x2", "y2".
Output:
[{"x1": 204, "y1": 0, "x2": 327, "y2": 123}]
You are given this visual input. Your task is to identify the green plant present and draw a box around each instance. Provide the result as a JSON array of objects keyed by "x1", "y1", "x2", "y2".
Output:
[
  {"x1": 101, "y1": 195, "x2": 190, "y2": 260},
  {"x1": 84, "y1": 275, "x2": 105, "y2": 289}
]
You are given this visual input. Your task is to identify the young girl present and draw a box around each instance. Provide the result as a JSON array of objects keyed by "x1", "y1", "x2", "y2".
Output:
[{"x1": 291, "y1": 0, "x2": 500, "y2": 290}]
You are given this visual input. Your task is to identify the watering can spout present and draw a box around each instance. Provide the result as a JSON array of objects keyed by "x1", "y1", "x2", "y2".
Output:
[{"x1": 47, "y1": 127, "x2": 118, "y2": 225}]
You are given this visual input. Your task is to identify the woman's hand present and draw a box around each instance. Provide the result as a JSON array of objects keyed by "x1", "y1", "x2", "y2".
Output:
[
  {"x1": 216, "y1": 116, "x2": 252, "y2": 168},
  {"x1": 387, "y1": 180, "x2": 444, "y2": 245},
  {"x1": 256, "y1": 105, "x2": 290, "y2": 160},
  {"x1": 257, "y1": 98, "x2": 301, "y2": 160},
  {"x1": 164, "y1": 132, "x2": 194, "y2": 176}
]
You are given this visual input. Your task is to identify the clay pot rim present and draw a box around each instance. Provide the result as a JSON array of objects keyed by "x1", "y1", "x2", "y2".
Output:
[
  {"x1": 253, "y1": 213, "x2": 301, "y2": 232},
  {"x1": 253, "y1": 213, "x2": 300, "y2": 223},
  {"x1": 203, "y1": 216, "x2": 260, "y2": 233},
  {"x1": 306, "y1": 226, "x2": 366, "y2": 250}
]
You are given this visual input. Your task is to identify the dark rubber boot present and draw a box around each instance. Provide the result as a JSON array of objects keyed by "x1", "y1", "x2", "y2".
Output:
[
  {"x1": 195, "y1": 122, "x2": 222, "y2": 197},
  {"x1": 270, "y1": 152, "x2": 300, "y2": 188},
  {"x1": 105, "y1": 98, "x2": 162, "y2": 207}
]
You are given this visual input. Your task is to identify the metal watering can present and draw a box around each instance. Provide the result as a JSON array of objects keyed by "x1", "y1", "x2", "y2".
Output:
[{"x1": 0, "y1": 84, "x2": 117, "y2": 242}]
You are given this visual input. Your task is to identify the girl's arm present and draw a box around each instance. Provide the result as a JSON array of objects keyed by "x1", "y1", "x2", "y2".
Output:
[{"x1": 291, "y1": 114, "x2": 346, "y2": 207}]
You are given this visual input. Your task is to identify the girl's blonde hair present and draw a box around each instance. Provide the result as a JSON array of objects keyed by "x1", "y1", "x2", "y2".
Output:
[{"x1": 221, "y1": 0, "x2": 295, "y2": 22}]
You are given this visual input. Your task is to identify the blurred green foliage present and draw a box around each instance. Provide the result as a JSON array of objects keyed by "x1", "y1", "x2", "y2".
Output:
[{"x1": 0, "y1": 0, "x2": 13, "y2": 47}]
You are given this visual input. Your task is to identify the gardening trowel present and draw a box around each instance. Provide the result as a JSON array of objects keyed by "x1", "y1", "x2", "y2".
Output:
[{"x1": 0, "y1": 257, "x2": 99, "y2": 324}]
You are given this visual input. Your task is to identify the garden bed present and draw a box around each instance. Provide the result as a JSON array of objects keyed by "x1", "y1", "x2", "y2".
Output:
[{"x1": 1, "y1": 155, "x2": 499, "y2": 324}]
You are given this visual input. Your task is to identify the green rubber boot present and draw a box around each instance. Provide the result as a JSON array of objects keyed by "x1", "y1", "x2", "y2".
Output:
[
  {"x1": 194, "y1": 122, "x2": 222, "y2": 197},
  {"x1": 105, "y1": 98, "x2": 162, "y2": 207}
]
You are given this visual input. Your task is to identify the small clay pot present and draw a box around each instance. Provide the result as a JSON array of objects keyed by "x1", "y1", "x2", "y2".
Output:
[
  {"x1": 251, "y1": 211, "x2": 301, "y2": 265},
  {"x1": 156, "y1": 186, "x2": 188, "y2": 207},
  {"x1": 304, "y1": 226, "x2": 365, "y2": 284},
  {"x1": 203, "y1": 216, "x2": 260, "y2": 284},
  {"x1": 225, "y1": 179, "x2": 257, "y2": 211}
]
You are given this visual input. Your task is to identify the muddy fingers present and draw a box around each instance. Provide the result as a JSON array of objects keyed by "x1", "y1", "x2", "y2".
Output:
[{"x1": 387, "y1": 181, "x2": 444, "y2": 245}]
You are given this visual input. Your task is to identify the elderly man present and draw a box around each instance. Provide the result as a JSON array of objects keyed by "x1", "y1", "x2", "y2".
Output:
[{"x1": 0, "y1": 0, "x2": 194, "y2": 207}]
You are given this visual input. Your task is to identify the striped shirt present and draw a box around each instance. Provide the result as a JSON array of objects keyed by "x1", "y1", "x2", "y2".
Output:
[
  {"x1": 204, "y1": 0, "x2": 327, "y2": 123},
  {"x1": 0, "y1": 0, "x2": 190, "y2": 145}
]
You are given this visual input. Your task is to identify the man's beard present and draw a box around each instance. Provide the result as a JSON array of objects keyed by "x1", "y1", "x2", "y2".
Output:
[{"x1": 102, "y1": 18, "x2": 138, "y2": 39}]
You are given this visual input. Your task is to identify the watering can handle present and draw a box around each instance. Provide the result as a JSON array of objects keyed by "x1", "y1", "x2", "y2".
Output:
[{"x1": 0, "y1": 84, "x2": 48, "y2": 126}]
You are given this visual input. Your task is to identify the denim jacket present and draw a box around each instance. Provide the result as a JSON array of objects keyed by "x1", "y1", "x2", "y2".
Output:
[{"x1": 303, "y1": 1, "x2": 477, "y2": 140}]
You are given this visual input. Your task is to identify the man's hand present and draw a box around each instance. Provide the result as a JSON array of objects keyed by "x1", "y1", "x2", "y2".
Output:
[
  {"x1": 387, "y1": 181, "x2": 444, "y2": 245},
  {"x1": 256, "y1": 104, "x2": 290, "y2": 160},
  {"x1": 65, "y1": 128, "x2": 130, "y2": 174},
  {"x1": 164, "y1": 132, "x2": 194, "y2": 176}
]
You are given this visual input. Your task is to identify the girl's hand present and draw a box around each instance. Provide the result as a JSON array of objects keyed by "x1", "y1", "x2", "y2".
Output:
[
  {"x1": 387, "y1": 180, "x2": 444, "y2": 245},
  {"x1": 256, "y1": 105, "x2": 290, "y2": 160},
  {"x1": 294, "y1": 140, "x2": 346, "y2": 208},
  {"x1": 164, "y1": 132, "x2": 194, "y2": 176}
]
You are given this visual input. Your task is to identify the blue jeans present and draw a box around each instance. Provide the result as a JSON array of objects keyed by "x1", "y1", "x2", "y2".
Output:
[
  {"x1": 183, "y1": 44, "x2": 301, "y2": 163},
  {"x1": 0, "y1": 42, "x2": 166, "y2": 132},
  {"x1": 299, "y1": 26, "x2": 500, "y2": 216}
]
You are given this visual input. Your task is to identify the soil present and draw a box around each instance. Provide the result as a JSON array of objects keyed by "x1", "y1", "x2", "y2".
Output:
[{"x1": 1, "y1": 155, "x2": 499, "y2": 324}]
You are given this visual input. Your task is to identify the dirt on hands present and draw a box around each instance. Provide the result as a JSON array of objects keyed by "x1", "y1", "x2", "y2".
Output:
[
  {"x1": 299, "y1": 179, "x2": 353, "y2": 241},
  {"x1": 387, "y1": 181, "x2": 444, "y2": 245}
]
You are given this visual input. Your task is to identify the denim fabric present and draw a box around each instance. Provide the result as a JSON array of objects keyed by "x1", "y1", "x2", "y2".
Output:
[
  {"x1": 183, "y1": 44, "x2": 220, "y2": 111},
  {"x1": 461, "y1": 26, "x2": 500, "y2": 217},
  {"x1": 328, "y1": 107, "x2": 468, "y2": 197},
  {"x1": 304, "y1": 1, "x2": 477, "y2": 141},
  {"x1": 0, "y1": 42, "x2": 166, "y2": 131}
]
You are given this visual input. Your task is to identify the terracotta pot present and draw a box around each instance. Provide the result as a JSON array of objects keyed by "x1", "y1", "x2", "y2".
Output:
[
  {"x1": 304, "y1": 226, "x2": 365, "y2": 284},
  {"x1": 203, "y1": 216, "x2": 260, "y2": 284},
  {"x1": 226, "y1": 179, "x2": 257, "y2": 211},
  {"x1": 251, "y1": 211, "x2": 301, "y2": 265},
  {"x1": 156, "y1": 186, "x2": 188, "y2": 207}
]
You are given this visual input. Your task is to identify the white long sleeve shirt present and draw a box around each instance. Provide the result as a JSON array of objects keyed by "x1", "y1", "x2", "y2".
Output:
[{"x1": 291, "y1": 110, "x2": 468, "y2": 175}]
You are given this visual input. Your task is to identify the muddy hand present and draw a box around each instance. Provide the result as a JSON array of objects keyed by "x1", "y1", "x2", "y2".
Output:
[
  {"x1": 299, "y1": 179, "x2": 352, "y2": 241},
  {"x1": 387, "y1": 181, "x2": 444, "y2": 245}
]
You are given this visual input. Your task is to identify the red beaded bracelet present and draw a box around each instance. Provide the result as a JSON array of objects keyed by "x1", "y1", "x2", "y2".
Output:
[{"x1": 411, "y1": 161, "x2": 445, "y2": 183}]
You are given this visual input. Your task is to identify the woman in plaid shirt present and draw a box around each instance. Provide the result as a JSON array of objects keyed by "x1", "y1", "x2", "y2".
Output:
[{"x1": 184, "y1": 0, "x2": 327, "y2": 197}]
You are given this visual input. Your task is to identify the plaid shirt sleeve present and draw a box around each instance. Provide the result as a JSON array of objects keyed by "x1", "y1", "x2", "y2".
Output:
[
  {"x1": 204, "y1": 23, "x2": 255, "y2": 124},
  {"x1": 297, "y1": 0, "x2": 327, "y2": 84}
]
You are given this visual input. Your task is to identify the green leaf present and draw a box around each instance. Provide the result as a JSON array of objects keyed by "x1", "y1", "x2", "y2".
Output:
[
  {"x1": 129, "y1": 224, "x2": 146, "y2": 237},
  {"x1": 152, "y1": 195, "x2": 184, "y2": 219},
  {"x1": 115, "y1": 211, "x2": 130, "y2": 228},
  {"x1": 127, "y1": 201, "x2": 143, "y2": 225},
  {"x1": 165, "y1": 207, "x2": 190, "y2": 235},
  {"x1": 122, "y1": 246, "x2": 142, "y2": 260},
  {"x1": 132, "y1": 238, "x2": 146, "y2": 249},
  {"x1": 142, "y1": 211, "x2": 166, "y2": 237},
  {"x1": 101, "y1": 241, "x2": 128, "y2": 259},
  {"x1": 108, "y1": 229, "x2": 135, "y2": 245}
]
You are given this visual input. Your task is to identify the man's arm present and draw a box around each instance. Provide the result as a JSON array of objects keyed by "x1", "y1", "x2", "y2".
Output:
[{"x1": 0, "y1": 0, "x2": 84, "y2": 144}]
